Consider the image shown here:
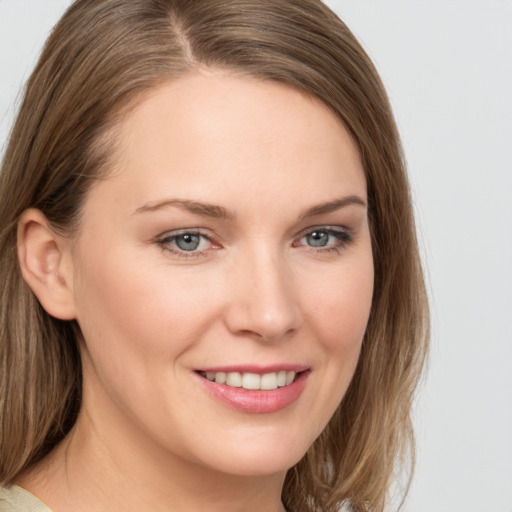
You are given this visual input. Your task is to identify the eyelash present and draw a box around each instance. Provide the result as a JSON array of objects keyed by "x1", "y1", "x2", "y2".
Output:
[
  {"x1": 157, "y1": 229, "x2": 215, "y2": 258},
  {"x1": 156, "y1": 226, "x2": 353, "y2": 258},
  {"x1": 294, "y1": 227, "x2": 353, "y2": 254}
]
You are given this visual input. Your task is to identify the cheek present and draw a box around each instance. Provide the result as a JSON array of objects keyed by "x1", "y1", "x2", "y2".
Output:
[
  {"x1": 71, "y1": 246, "x2": 221, "y2": 433},
  {"x1": 72, "y1": 250, "x2": 217, "y2": 395},
  {"x1": 290, "y1": 256, "x2": 373, "y2": 440},
  {"x1": 309, "y1": 255, "x2": 374, "y2": 349},
  {"x1": 306, "y1": 255, "x2": 373, "y2": 385},
  {"x1": 74, "y1": 245, "x2": 213, "y2": 342}
]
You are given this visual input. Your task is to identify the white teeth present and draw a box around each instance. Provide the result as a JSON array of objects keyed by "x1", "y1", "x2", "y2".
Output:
[
  {"x1": 203, "y1": 370, "x2": 297, "y2": 390},
  {"x1": 226, "y1": 372, "x2": 242, "y2": 387},
  {"x1": 261, "y1": 372, "x2": 278, "y2": 390},
  {"x1": 242, "y1": 373, "x2": 261, "y2": 390},
  {"x1": 214, "y1": 372, "x2": 226, "y2": 384}
]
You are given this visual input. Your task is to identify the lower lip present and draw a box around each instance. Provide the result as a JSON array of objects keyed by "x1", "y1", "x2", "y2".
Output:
[{"x1": 196, "y1": 371, "x2": 310, "y2": 414}]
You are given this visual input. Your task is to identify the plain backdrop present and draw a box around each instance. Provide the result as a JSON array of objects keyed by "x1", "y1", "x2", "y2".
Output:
[{"x1": 1, "y1": 1, "x2": 511, "y2": 511}]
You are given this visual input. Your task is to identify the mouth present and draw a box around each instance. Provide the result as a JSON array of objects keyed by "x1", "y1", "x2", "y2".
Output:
[
  {"x1": 196, "y1": 370, "x2": 299, "y2": 390},
  {"x1": 194, "y1": 367, "x2": 310, "y2": 414}
]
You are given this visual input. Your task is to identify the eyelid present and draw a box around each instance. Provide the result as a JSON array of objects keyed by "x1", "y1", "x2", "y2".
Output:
[
  {"x1": 158, "y1": 227, "x2": 210, "y2": 237},
  {"x1": 156, "y1": 228, "x2": 220, "y2": 257},
  {"x1": 295, "y1": 225, "x2": 352, "y2": 240},
  {"x1": 293, "y1": 225, "x2": 353, "y2": 250},
  {"x1": 157, "y1": 228, "x2": 211, "y2": 242}
]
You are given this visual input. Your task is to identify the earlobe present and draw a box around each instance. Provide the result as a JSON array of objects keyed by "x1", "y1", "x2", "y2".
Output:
[{"x1": 17, "y1": 208, "x2": 77, "y2": 320}]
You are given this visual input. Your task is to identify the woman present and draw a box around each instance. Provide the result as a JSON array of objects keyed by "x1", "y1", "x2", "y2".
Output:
[{"x1": 0, "y1": 1, "x2": 429, "y2": 511}]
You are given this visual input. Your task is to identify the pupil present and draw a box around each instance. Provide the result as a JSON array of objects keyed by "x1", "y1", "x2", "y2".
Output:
[
  {"x1": 308, "y1": 231, "x2": 328, "y2": 247},
  {"x1": 176, "y1": 234, "x2": 200, "y2": 251}
]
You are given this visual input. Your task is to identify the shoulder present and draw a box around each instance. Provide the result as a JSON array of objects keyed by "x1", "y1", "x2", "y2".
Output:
[{"x1": 0, "y1": 485, "x2": 52, "y2": 512}]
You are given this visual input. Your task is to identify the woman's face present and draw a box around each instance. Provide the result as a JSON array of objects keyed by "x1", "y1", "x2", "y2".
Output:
[{"x1": 68, "y1": 72, "x2": 374, "y2": 477}]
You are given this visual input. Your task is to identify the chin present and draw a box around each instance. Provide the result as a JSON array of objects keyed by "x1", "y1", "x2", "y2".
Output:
[
  {"x1": 192, "y1": 428, "x2": 314, "y2": 478},
  {"x1": 208, "y1": 453, "x2": 303, "y2": 478}
]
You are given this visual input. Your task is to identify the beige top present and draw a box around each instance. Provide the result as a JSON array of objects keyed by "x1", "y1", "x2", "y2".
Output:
[{"x1": 0, "y1": 486, "x2": 52, "y2": 512}]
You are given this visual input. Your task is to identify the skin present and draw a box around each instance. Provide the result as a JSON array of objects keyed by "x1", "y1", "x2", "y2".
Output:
[{"x1": 17, "y1": 71, "x2": 374, "y2": 512}]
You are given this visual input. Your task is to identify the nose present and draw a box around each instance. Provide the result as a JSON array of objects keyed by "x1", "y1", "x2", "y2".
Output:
[{"x1": 223, "y1": 246, "x2": 302, "y2": 342}]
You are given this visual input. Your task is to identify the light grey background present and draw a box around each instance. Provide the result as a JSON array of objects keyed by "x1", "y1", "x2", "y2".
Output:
[{"x1": 1, "y1": 1, "x2": 511, "y2": 511}]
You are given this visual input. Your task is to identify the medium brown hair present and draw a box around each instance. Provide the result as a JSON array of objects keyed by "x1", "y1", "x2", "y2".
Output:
[{"x1": 0, "y1": 1, "x2": 429, "y2": 510}]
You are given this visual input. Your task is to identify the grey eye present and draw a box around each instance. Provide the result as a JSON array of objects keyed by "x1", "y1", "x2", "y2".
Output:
[
  {"x1": 305, "y1": 231, "x2": 330, "y2": 247},
  {"x1": 175, "y1": 233, "x2": 201, "y2": 251}
]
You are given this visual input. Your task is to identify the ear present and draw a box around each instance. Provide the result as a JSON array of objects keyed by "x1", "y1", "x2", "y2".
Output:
[{"x1": 17, "y1": 208, "x2": 77, "y2": 320}]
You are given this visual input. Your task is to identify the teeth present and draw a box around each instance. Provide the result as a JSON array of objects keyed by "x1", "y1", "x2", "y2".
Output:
[
  {"x1": 214, "y1": 372, "x2": 226, "y2": 384},
  {"x1": 242, "y1": 373, "x2": 260, "y2": 390},
  {"x1": 203, "y1": 370, "x2": 297, "y2": 390},
  {"x1": 226, "y1": 372, "x2": 242, "y2": 387},
  {"x1": 260, "y1": 372, "x2": 278, "y2": 390}
]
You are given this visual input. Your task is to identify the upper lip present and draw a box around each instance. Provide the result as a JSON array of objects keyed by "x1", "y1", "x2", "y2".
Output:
[{"x1": 194, "y1": 364, "x2": 310, "y2": 374}]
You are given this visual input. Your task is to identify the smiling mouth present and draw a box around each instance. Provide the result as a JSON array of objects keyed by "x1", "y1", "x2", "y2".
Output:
[
  {"x1": 196, "y1": 368, "x2": 310, "y2": 413},
  {"x1": 197, "y1": 370, "x2": 299, "y2": 391}
]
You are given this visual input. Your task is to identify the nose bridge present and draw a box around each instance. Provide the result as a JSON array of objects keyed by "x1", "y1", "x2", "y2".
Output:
[{"x1": 225, "y1": 241, "x2": 301, "y2": 341}]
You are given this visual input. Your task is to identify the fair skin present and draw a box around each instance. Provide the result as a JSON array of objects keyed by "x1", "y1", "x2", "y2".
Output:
[{"x1": 17, "y1": 72, "x2": 374, "y2": 512}]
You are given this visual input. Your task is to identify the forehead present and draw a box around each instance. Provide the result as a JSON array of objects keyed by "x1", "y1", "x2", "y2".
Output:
[{"x1": 86, "y1": 71, "x2": 366, "y2": 220}]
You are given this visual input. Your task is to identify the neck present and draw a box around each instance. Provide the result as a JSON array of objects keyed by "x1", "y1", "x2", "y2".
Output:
[{"x1": 16, "y1": 409, "x2": 288, "y2": 512}]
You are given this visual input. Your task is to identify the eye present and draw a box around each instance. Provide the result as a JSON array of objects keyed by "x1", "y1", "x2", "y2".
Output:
[
  {"x1": 304, "y1": 230, "x2": 332, "y2": 247},
  {"x1": 157, "y1": 230, "x2": 216, "y2": 256},
  {"x1": 174, "y1": 233, "x2": 203, "y2": 251},
  {"x1": 295, "y1": 227, "x2": 352, "y2": 252}
]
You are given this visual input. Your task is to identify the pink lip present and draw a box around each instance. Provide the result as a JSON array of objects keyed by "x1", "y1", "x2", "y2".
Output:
[
  {"x1": 195, "y1": 369, "x2": 310, "y2": 414},
  {"x1": 195, "y1": 364, "x2": 309, "y2": 374}
]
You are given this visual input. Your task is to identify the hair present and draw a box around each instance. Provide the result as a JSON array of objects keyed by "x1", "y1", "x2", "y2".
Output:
[{"x1": 0, "y1": 1, "x2": 429, "y2": 510}]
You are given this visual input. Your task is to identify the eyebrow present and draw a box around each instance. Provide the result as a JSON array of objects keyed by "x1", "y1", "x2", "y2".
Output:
[
  {"x1": 300, "y1": 195, "x2": 367, "y2": 219},
  {"x1": 133, "y1": 199, "x2": 235, "y2": 219},
  {"x1": 133, "y1": 195, "x2": 366, "y2": 220}
]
